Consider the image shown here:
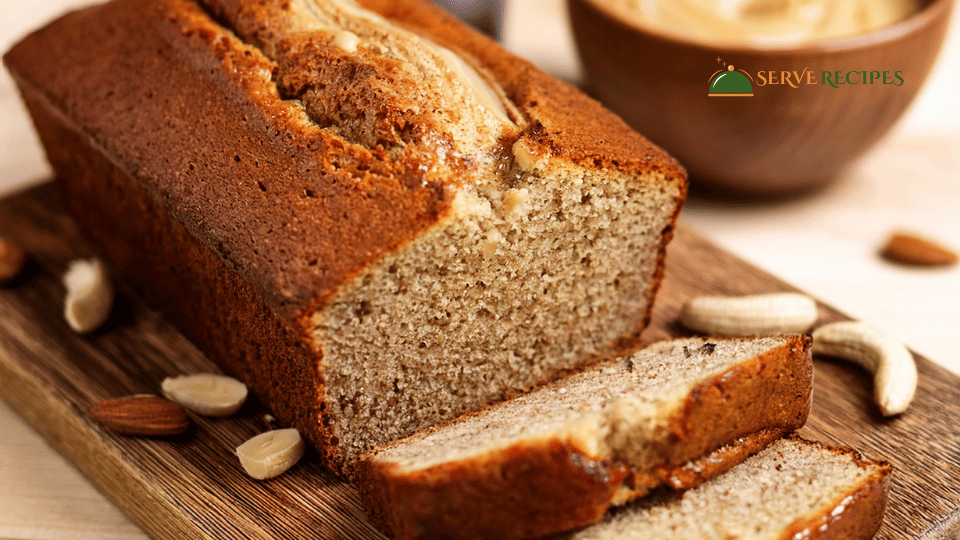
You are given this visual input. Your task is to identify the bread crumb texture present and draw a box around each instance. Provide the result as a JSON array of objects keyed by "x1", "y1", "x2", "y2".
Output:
[{"x1": 315, "y1": 164, "x2": 677, "y2": 461}]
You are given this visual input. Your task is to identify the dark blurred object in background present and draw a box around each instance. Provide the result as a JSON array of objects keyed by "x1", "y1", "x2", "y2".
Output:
[{"x1": 431, "y1": 0, "x2": 504, "y2": 39}]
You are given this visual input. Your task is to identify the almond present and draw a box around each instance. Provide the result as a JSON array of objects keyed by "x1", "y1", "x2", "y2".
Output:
[
  {"x1": 89, "y1": 395, "x2": 190, "y2": 436},
  {"x1": 881, "y1": 231, "x2": 958, "y2": 267},
  {"x1": 0, "y1": 236, "x2": 27, "y2": 284}
]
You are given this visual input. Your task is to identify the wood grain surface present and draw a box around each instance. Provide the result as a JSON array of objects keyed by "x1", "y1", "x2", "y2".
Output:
[{"x1": 0, "y1": 184, "x2": 958, "y2": 540}]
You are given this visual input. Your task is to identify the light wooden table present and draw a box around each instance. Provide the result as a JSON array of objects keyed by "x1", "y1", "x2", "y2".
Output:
[{"x1": 1, "y1": 0, "x2": 958, "y2": 537}]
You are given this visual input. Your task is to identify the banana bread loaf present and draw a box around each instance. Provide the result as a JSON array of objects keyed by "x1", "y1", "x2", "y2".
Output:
[
  {"x1": 357, "y1": 336, "x2": 813, "y2": 540},
  {"x1": 4, "y1": 0, "x2": 686, "y2": 471}
]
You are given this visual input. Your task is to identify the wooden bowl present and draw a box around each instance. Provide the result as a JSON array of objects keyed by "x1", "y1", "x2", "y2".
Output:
[{"x1": 569, "y1": 0, "x2": 953, "y2": 194}]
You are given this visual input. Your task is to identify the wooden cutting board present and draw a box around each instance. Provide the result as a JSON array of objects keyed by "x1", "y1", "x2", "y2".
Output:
[{"x1": 1, "y1": 184, "x2": 958, "y2": 540}]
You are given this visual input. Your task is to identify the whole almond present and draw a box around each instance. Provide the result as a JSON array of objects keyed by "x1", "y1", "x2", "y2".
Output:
[
  {"x1": 0, "y1": 236, "x2": 27, "y2": 284},
  {"x1": 89, "y1": 395, "x2": 189, "y2": 436},
  {"x1": 881, "y1": 231, "x2": 958, "y2": 267}
]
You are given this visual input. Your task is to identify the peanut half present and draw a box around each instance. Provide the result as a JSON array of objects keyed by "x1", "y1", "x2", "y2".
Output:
[
  {"x1": 812, "y1": 321, "x2": 917, "y2": 416},
  {"x1": 236, "y1": 428, "x2": 305, "y2": 480},
  {"x1": 680, "y1": 293, "x2": 818, "y2": 336},
  {"x1": 63, "y1": 258, "x2": 114, "y2": 333},
  {"x1": 162, "y1": 373, "x2": 248, "y2": 417}
]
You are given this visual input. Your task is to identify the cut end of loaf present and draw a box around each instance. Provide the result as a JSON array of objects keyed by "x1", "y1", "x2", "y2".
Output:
[{"x1": 313, "y1": 153, "x2": 682, "y2": 462}]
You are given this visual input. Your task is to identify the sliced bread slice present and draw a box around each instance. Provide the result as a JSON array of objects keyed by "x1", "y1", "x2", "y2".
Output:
[
  {"x1": 357, "y1": 335, "x2": 813, "y2": 540},
  {"x1": 566, "y1": 435, "x2": 892, "y2": 540}
]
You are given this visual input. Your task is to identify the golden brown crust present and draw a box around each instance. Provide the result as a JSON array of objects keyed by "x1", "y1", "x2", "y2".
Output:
[
  {"x1": 355, "y1": 337, "x2": 812, "y2": 540},
  {"x1": 9, "y1": 79, "x2": 340, "y2": 462}
]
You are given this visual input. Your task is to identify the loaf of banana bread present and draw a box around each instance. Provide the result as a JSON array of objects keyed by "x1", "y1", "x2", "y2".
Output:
[{"x1": 4, "y1": 0, "x2": 686, "y2": 471}]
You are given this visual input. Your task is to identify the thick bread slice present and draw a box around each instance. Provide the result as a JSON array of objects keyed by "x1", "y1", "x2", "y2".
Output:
[
  {"x1": 566, "y1": 435, "x2": 892, "y2": 540},
  {"x1": 356, "y1": 335, "x2": 813, "y2": 540},
  {"x1": 4, "y1": 0, "x2": 686, "y2": 472}
]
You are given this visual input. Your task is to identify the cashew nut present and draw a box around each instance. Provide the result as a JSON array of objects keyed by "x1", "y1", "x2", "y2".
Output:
[
  {"x1": 63, "y1": 258, "x2": 114, "y2": 334},
  {"x1": 680, "y1": 293, "x2": 818, "y2": 336},
  {"x1": 812, "y1": 321, "x2": 917, "y2": 416}
]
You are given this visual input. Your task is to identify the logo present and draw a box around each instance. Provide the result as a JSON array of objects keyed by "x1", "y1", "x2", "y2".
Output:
[
  {"x1": 708, "y1": 65, "x2": 754, "y2": 97},
  {"x1": 709, "y1": 57, "x2": 904, "y2": 96}
]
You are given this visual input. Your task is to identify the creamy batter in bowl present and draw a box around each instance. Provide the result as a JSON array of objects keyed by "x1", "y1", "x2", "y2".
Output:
[{"x1": 601, "y1": 0, "x2": 922, "y2": 46}]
